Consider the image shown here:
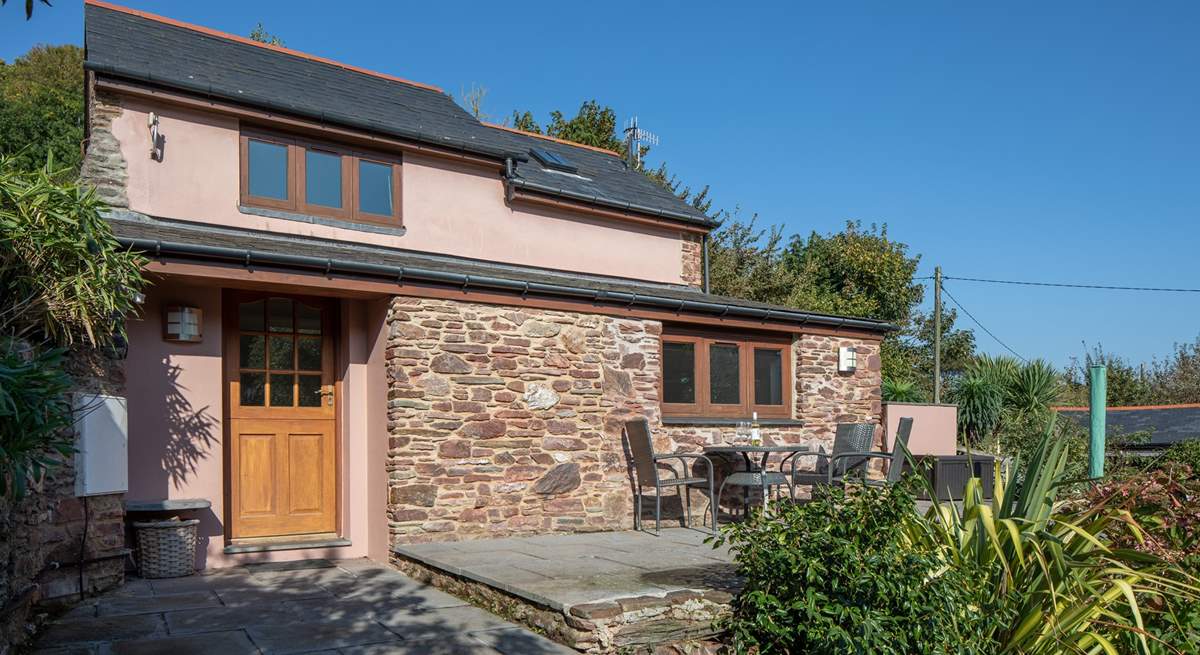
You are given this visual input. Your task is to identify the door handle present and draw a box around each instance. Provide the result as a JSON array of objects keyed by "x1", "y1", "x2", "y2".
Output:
[{"x1": 314, "y1": 385, "x2": 334, "y2": 406}]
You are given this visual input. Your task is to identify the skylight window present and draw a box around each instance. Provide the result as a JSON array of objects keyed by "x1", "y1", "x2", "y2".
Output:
[{"x1": 529, "y1": 148, "x2": 577, "y2": 173}]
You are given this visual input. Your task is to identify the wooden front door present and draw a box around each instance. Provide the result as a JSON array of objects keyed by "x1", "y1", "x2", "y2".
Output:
[{"x1": 225, "y1": 292, "x2": 338, "y2": 540}]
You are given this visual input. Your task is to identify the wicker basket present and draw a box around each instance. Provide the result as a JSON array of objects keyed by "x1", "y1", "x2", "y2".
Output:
[{"x1": 133, "y1": 519, "x2": 199, "y2": 579}]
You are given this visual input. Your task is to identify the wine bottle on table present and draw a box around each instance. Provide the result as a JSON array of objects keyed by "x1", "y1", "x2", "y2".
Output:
[{"x1": 750, "y1": 411, "x2": 762, "y2": 447}]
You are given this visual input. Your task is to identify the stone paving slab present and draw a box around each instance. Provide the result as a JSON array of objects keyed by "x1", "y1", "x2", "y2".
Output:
[
  {"x1": 245, "y1": 619, "x2": 401, "y2": 654},
  {"x1": 472, "y1": 627, "x2": 578, "y2": 654},
  {"x1": 164, "y1": 605, "x2": 302, "y2": 635},
  {"x1": 393, "y1": 527, "x2": 737, "y2": 611},
  {"x1": 339, "y1": 642, "x2": 501, "y2": 655},
  {"x1": 372, "y1": 604, "x2": 511, "y2": 641},
  {"x1": 38, "y1": 614, "x2": 165, "y2": 647},
  {"x1": 32, "y1": 558, "x2": 559, "y2": 655},
  {"x1": 106, "y1": 629, "x2": 259, "y2": 655},
  {"x1": 98, "y1": 590, "x2": 223, "y2": 617}
]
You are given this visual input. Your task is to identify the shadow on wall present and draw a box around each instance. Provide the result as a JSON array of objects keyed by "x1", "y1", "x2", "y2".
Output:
[
  {"x1": 130, "y1": 358, "x2": 221, "y2": 568},
  {"x1": 157, "y1": 360, "x2": 219, "y2": 487}
]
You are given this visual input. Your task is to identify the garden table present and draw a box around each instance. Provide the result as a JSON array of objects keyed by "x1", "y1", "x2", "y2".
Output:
[{"x1": 704, "y1": 444, "x2": 810, "y2": 513}]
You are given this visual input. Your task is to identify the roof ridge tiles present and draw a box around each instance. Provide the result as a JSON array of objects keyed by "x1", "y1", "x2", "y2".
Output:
[
  {"x1": 84, "y1": 0, "x2": 445, "y2": 94},
  {"x1": 482, "y1": 122, "x2": 622, "y2": 158}
]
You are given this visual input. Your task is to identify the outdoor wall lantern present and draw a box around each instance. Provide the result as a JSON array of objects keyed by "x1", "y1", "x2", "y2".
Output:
[
  {"x1": 147, "y1": 112, "x2": 164, "y2": 161},
  {"x1": 163, "y1": 306, "x2": 203, "y2": 343},
  {"x1": 838, "y1": 346, "x2": 858, "y2": 373}
]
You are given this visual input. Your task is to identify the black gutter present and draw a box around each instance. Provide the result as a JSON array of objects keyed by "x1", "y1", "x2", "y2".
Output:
[
  {"x1": 509, "y1": 178, "x2": 719, "y2": 228},
  {"x1": 85, "y1": 63, "x2": 529, "y2": 163},
  {"x1": 120, "y1": 237, "x2": 896, "y2": 333}
]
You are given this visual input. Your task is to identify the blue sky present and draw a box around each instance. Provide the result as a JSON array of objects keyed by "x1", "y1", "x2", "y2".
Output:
[{"x1": 4, "y1": 1, "x2": 1199, "y2": 372}]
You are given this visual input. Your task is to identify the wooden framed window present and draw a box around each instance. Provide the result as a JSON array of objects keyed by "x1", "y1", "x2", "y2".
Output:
[
  {"x1": 240, "y1": 127, "x2": 402, "y2": 227},
  {"x1": 660, "y1": 329, "x2": 792, "y2": 419}
]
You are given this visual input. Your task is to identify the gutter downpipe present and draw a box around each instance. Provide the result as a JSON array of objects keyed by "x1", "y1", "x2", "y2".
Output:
[
  {"x1": 118, "y1": 237, "x2": 897, "y2": 333},
  {"x1": 702, "y1": 233, "x2": 710, "y2": 294}
]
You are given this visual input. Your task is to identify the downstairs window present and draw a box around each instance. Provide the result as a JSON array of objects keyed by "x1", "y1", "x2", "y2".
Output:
[{"x1": 661, "y1": 329, "x2": 791, "y2": 419}]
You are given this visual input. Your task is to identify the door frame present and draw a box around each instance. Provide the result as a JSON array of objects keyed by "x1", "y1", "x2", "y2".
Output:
[{"x1": 221, "y1": 289, "x2": 343, "y2": 544}]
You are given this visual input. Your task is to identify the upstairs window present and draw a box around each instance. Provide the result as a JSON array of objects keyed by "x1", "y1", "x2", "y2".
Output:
[
  {"x1": 661, "y1": 329, "x2": 791, "y2": 419},
  {"x1": 240, "y1": 128, "x2": 402, "y2": 226}
]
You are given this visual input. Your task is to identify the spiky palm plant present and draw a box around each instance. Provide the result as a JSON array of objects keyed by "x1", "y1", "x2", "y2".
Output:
[
  {"x1": 953, "y1": 372, "x2": 1005, "y2": 444},
  {"x1": 906, "y1": 424, "x2": 1199, "y2": 654},
  {"x1": 883, "y1": 377, "x2": 926, "y2": 403},
  {"x1": 1007, "y1": 359, "x2": 1063, "y2": 418}
]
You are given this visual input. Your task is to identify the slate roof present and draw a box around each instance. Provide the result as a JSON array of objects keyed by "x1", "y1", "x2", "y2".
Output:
[
  {"x1": 106, "y1": 212, "x2": 895, "y2": 333},
  {"x1": 83, "y1": 2, "x2": 714, "y2": 228},
  {"x1": 1057, "y1": 405, "x2": 1200, "y2": 448}
]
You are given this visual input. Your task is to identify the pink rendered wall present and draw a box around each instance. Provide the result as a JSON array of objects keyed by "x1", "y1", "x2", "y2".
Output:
[
  {"x1": 123, "y1": 277, "x2": 387, "y2": 568},
  {"x1": 883, "y1": 402, "x2": 958, "y2": 456},
  {"x1": 112, "y1": 99, "x2": 689, "y2": 285}
]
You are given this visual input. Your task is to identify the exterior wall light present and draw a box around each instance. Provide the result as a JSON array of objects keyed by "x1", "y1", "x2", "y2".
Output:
[
  {"x1": 148, "y1": 112, "x2": 163, "y2": 161},
  {"x1": 163, "y1": 306, "x2": 203, "y2": 343},
  {"x1": 838, "y1": 346, "x2": 858, "y2": 373}
]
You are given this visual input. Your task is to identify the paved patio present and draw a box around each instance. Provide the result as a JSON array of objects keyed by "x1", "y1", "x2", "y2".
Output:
[
  {"x1": 393, "y1": 527, "x2": 737, "y2": 611},
  {"x1": 32, "y1": 558, "x2": 573, "y2": 655},
  {"x1": 391, "y1": 528, "x2": 739, "y2": 652}
]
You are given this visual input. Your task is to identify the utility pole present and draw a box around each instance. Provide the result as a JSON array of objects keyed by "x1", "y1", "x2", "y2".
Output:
[{"x1": 933, "y1": 266, "x2": 942, "y2": 404}]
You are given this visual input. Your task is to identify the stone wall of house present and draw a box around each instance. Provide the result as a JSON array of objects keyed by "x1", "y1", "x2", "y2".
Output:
[
  {"x1": 680, "y1": 234, "x2": 703, "y2": 288},
  {"x1": 0, "y1": 350, "x2": 126, "y2": 654},
  {"x1": 385, "y1": 296, "x2": 884, "y2": 546},
  {"x1": 79, "y1": 87, "x2": 128, "y2": 209}
]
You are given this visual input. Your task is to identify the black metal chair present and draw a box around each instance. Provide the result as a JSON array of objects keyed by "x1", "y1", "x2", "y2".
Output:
[
  {"x1": 828, "y1": 417, "x2": 914, "y2": 487},
  {"x1": 785, "y1": 422, "x2": 877, "y2": 498},
  {"x1": 624, "y1": 418, "x2": 718, "y2": 534}
]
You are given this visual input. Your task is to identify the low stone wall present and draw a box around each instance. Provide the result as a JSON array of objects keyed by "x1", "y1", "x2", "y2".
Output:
[
  {"x1": 385, "y1": 297, "x2": 883, "y2": 546},
  {"x1": 0, "y1": 351, "x2": 126, "y2": 653}
]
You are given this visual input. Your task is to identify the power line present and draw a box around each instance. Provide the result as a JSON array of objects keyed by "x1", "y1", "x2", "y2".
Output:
[
  {"x1": 939, "y1": 284, "x2": 1027, "y2": 363},
  {"x1": 943, "y1": 275, "x2": 1200, "y2": 293}
]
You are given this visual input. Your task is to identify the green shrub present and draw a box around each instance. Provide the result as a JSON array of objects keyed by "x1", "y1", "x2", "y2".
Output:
[
  {"x1": 882, "y1": 377, "x2": 925, "y2": 403},
  {"x1": 0, "y1": 344, "x2": 73, "y2": 496},
  {"x1": 715, "y1": 480, "x2": 999, "y2": 654},
  {"x1": 1087, "y1": 468, "x2": 1200, "y2": 653},
  {"x1": 1162, "y1": 441, "x2": 1200, "y2": 475}
]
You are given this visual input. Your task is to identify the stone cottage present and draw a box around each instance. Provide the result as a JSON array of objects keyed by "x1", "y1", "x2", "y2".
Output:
[{"x1": 79, "y1": 0, "x2": 892, "y2": 567}]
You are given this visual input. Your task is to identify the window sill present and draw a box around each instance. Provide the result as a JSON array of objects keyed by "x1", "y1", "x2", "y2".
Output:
[
  {"x1": 240, "y1": 205, "x2": 406, "y2": 237},
  {"x1": 661, "y1": 417, "x2": 804, "y2": 427}
]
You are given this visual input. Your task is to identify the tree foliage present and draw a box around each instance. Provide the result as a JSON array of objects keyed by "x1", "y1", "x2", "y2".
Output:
[
  {"x1": 509, "y1": 99, "x2": 976, "y2": 387},
  {"x1": 1, "y1": 158, "x2": 146, "y2": 346},
  {"x1": 782, "y1": 221, "x2": 922, "y2": 324},
  {"x1": 507, "y1": 100, "x2": 624, "y2": 152},
  {"x1": 0, "y1": 45, "x2": 84, "y2": 175},
  {"x1": 248, "y1": 22, "x2": 284, "y2": 46},
  {"x1": 1, "y1": 158, "x2": 146, "y2": 496},
  {"x1": 1062, "y1": 339, "x2": 1200, "y2": 407},
  {"x1": 1, "y1": 0, "x2": 50, "y2": 20}
]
